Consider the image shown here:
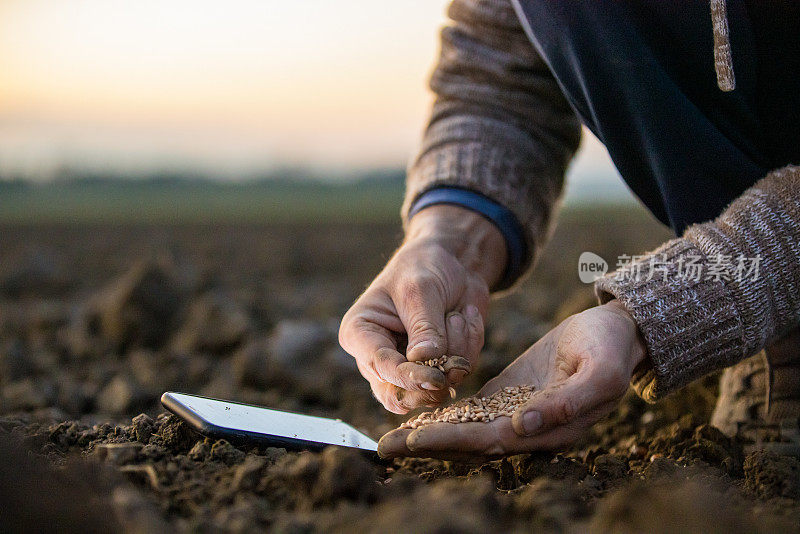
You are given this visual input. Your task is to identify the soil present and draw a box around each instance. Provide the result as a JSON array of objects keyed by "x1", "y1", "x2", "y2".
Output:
[{"x1": 1, "y1": 220, "x2": 799, "y2": 533}]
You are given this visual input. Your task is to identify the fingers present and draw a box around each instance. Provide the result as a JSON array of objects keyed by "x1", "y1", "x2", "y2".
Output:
[
  {"x1": 444, "y1": 306, "x2": 483, "y2": 386},
  {"x1": 444, "y1": 312, "x2": 469, "y2": 386},
  {"x1": 396, "y1": 361, "x2": 448, "y2": 391},
  {"x1": 339, "y1": 300, "x2": 400, "y2": 383},
  {"x1": 393, "y1": 278, "x2": 448, "y2": 363},
  {"x1": 378, "y1": 425, "x2": 489, "y2": 463},
  {"x1": 378, "y1": 418, "x2": 519, "y2": 460},
  {"x1": 408, "y1": 421, "x2": 505, "y2": 457},
  {"x1": 377, "y1": 428, "x2": 413, "y2": 458},
  {"x1": 510, "y1": 368, "x2": 621, "y2": 438},
  {"x1": 369, "y1": 376, "x2": 451, "y2": 414},
  {"x1": 341, "y1": 303, "x2": 444, "y2": 393},
  {"x1": 340, "y1": 273, "x2": 487, "y2": 412}
]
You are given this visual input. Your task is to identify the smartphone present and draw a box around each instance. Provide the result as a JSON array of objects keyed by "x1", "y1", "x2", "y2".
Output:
[{"x1": 161, "y1": 392, "x2": 378, "y2": 453}]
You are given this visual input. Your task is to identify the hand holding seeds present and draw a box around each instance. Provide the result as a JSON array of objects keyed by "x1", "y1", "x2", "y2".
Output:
[
  {"x1": 377, "y1": 300, "x2": 648, "y2": 460},
  {"x1": 339, "y1": 206, "x2": 505, "y2": 414}
]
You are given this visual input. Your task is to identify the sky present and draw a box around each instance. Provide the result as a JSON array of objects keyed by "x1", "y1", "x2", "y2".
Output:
[{"x1": 0, "y1": 0, "x2": 626, "y2": 198}]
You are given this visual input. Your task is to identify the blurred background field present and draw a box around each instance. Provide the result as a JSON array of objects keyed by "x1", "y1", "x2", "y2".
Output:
[{"x1": 0, "y1": 171, "x2": 405, "y2": 224}]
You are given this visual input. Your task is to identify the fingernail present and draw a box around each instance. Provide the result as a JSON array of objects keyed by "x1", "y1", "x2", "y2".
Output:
[
  {"x1": 466, "y1": 304, "x2": 480, "y2": 320},
  {"x1": 447, "y1": 313, "x2": 465, "y2": 331},
  {"x1": 409, "y1": 340, "x2": 436, "y2": 351},
  {"x1": 447, "y1": 369, "x2": 467, "y2": 385},
  {"x1": 522, "y1": 411, "x2": 542, "y2": 435},
  {"x1": 421, "y1": 382, "x2": 440, "y2": 391}
]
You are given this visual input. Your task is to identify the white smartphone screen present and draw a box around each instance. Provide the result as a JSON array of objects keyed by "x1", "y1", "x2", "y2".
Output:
[{"x1": 163, "y1": 392, "x2": 378, "y2": 451}]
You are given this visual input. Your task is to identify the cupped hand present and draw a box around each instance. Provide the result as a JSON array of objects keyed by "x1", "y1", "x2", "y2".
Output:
[
  {"x1": 338, "y1": 206, "x2": 507, "y2": 414},
  {"x1": 377, "y1": 300, "x2": 647, "y2": 460}
]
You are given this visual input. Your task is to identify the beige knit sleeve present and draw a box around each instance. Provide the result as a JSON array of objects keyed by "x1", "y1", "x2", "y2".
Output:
[
  {"x1": 402, "y1": 0, "x2": 581, "y2": 280},
  {"x1": 595, "y1": 165, "x2": 800, "y2": 402}
]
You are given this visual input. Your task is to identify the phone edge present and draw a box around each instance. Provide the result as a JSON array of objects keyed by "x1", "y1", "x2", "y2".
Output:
[{"x1": 160, "y1": 392, "x2": 382, "y2": 460}]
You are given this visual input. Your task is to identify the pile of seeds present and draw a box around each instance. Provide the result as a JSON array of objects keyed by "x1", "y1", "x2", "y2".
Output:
[{"x1": 400, "y1": 385, "x2": 536, "y2": 429}]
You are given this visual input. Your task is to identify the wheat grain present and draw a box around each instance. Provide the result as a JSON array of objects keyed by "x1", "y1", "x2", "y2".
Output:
[{"x1": 400, "y1": 385, "x2": 536, "y2": 429}]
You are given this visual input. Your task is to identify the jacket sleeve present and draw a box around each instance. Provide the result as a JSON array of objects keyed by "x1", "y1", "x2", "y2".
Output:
[
  {"x1": 402, "y1": 0, "x2": 582, "y2": 285},
  {"x1": 595, "y1": 165, "x2": 800, "y2": 402}
]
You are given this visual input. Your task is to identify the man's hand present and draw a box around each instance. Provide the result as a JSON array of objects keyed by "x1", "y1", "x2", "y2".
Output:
[
  {"x1": 339, "y1": 205, "x2": 507, "y2": 414},
  {"x1": 377, "y1": 300, "x2": 647, "y2": 459}
]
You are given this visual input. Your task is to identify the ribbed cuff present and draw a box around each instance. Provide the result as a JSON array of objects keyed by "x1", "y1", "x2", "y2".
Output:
[
  {"x1": 594, "y1": 238, "x2": 745, "y2": 401},
  {"x1": 402, "y1": 116, "x2": 566, "y2": 287},
  {"x1": 408, "y1": 186, "x2": 528, "y2": 292}
]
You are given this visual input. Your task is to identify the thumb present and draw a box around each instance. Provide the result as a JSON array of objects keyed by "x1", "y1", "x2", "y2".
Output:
[{"x1": 511, "y1": 380, "x2": 594, "y2": 437}]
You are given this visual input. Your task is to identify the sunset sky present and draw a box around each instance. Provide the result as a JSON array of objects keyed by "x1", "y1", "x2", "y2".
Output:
[{"x1": 0, "y1": 0, "x2": 622, "y2": 195}]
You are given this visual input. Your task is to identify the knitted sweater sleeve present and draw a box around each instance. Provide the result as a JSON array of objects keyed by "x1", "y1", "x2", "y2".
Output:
[
  {"x1": 595, "y1": 166, "x2": 800, "y2": 402},
  {"x1": 401, "y1": 0, "x2": 581, "y2": 282}
]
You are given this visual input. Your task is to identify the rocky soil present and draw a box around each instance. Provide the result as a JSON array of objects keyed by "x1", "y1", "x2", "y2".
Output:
[{"x1": 1, "y1": 222, "x2": 799, "y2": 533}]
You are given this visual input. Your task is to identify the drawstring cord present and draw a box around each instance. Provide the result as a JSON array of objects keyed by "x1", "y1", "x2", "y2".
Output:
[{"x1": 710, "y1": 0, "x2": 736, "y2": 92}]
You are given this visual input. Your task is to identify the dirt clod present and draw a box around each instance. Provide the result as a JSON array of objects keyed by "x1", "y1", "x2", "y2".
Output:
[
  {"x1": 154, "y1": 414, "x2": 198, "y2": 452},
  {"x1": 211, "y1": 439, "x2": 247, "y2": 465},
  {"x1": 131, "y1": 413, "x2": 154, "y2": 443},
  {"x1": 592, "y1": 454, "x2": 629, "y2": 481},
  {"x1": 86, "y1": 259, "x2": 184, "y2": 350},
  {"x1": 744, "y1": 449, "x2": 800, "y2": 499}
]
